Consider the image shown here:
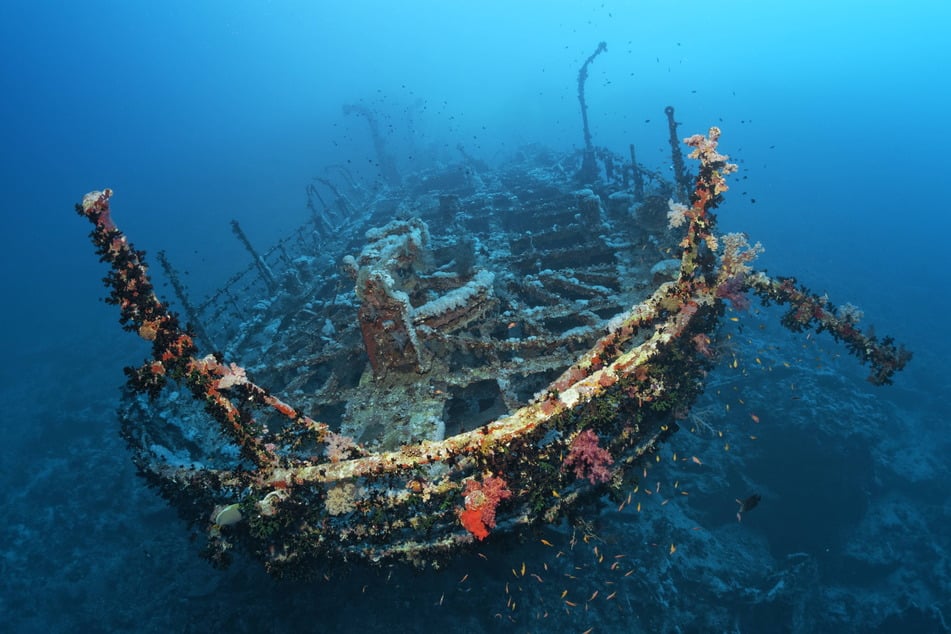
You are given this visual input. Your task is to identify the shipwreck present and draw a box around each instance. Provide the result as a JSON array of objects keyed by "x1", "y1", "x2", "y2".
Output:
[{"x1": 74, "y1": 50, "x2": 908, "y2": 577}]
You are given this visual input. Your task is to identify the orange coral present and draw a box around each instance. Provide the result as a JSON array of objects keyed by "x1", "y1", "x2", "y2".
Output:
[
  {"x1": 459, "y1": 508, "x2": 490, "y2": 540},
  {"x1": 458, "y1": 474, "x2": 511, "y2": 540}
]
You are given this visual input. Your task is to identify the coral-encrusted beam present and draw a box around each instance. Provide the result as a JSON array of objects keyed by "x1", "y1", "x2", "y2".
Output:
[
  {"x1": 678, "y1": 126, "x2": 737, "y2": 280},
  {"x1": 76, "y1": 190, "x2": 327, "y2": 468},
  {"x1": 674, "y1": 131, "x2": 910, "y2": 386},
  {"x1": 746, "y1": 272, "x2": 912, "y2": 385}
]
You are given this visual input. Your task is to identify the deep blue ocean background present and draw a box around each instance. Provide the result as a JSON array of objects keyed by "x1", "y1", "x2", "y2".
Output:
[{"x1": 1, "y1": 1, "x2": 949, "y2": 632}]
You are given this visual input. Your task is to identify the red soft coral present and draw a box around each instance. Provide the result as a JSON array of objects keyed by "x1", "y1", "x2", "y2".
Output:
[
  {"x1": 459, "y1": 508, "x2": 490, "y2": 540},
  {"x1": 458, "y1": 474, "x2": 512, "y2": 540}
]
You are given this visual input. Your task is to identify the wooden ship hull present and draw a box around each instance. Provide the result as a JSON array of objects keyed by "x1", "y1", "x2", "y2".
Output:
[{"x1": 76, "y1": 126, "x2": 908, "y2": 578}]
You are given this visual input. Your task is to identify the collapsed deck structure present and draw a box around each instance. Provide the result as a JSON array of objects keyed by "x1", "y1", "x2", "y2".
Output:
[{"x1": 76, "y1": 118, "x2": 909, "y2": 578}]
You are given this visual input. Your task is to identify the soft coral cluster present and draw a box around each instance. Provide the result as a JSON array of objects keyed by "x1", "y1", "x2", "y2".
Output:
[
  {"x1": 564, "y1": 429, "x2": 614, "y2": 484},
  {"x1": 715, "y1": 273, "x2": 751, "y2": 311},
  {"x1": 458, "y1": 474, "x2": 512, "y2": 540}
]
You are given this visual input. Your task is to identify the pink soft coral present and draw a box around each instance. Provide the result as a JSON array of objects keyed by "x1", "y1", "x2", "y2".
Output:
[{"x1": 564, "y1": 429, "x2": 614, "y2": 484}]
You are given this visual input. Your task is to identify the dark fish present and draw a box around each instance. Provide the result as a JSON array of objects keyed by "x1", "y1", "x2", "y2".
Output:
[{"x1": 736, "y1": 493, "x2": 761, "y2": 522}]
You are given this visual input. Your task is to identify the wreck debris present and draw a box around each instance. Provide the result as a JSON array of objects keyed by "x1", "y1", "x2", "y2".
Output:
[
  {"x1": 665, "y1": 105, "x2": 692, "y2": 202},
  {"x1": 577, "y1": 41, "x2": 608, "y2": 183},
  {"x1": 342, "y1": 102, "x2": 401, "y2": 187},
  {"x1": 231, "y1": 219, "x2": 277, "y2": 294},
  {"x1": 629, "y1": 143, "x2": 646, "y2": 201},
  {"x1": 155, "y1": 249, "x2": 214, "y2": 349}
]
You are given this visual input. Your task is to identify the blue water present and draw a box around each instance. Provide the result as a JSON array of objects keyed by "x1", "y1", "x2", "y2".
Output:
[{"x1": 1, "y1": 1, "x2": 948, "y2": 632}]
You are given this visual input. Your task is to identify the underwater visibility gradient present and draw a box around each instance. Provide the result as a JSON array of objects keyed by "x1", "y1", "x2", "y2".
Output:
[{"x1": 0, "y1": 2, "x2": 948, "y2": 633}]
